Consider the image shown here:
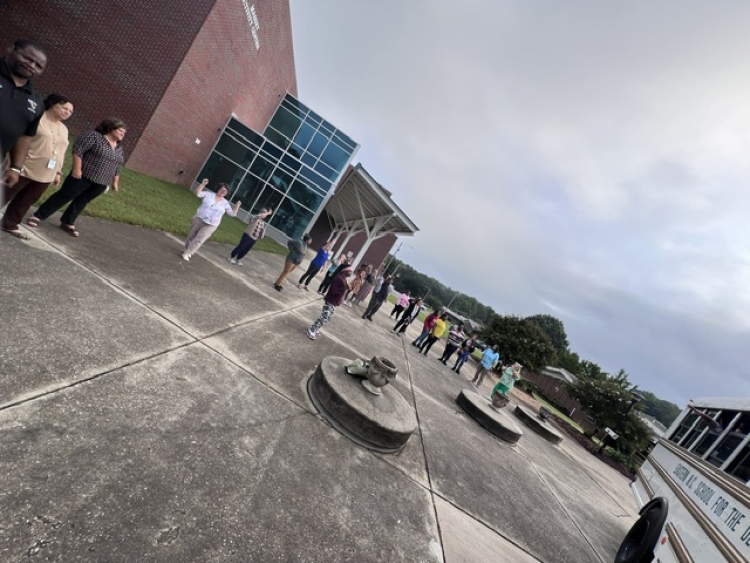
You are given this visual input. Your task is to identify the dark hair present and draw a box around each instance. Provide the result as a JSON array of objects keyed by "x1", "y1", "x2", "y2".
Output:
[
  {"x1": 95, "y1": 118, "x2": 127, "y2": 135},
  {"x1": 303, "y1": 234, "x2": 312, "y2": 242},
  {"x1": 216, "y1": 183, "x2": 228, "y2": 191},
  {"x1": 44, "y1": 93, "x2": 72, "y2": 111},
  {"x1": 13, "y1": 39, "x2": 47, "y2": 57}
]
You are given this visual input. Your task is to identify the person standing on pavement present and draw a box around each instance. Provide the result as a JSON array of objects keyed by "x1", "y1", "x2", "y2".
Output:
[
  {"x1": 30, "y1": 118, "x2": 127, "y2": 238},
  {"x1": 1, "y1": 39, "x2": 46, "y2": 201},
  {"x1": 352, "y1": 265, "x2": 375, "y2": 305},
  {"x1": 452, "y1": 332, "x2": 479, "y2": 374},
  {"x1": 390, "y1": 290, "x2": 411, "y2": 320},
  {"x1": 344, "y1": 264, "x2": 367, "y2": 306},
  {"x1": 179, "y1": 180, "x2": 239, "y2": 260},
  {"x1": 362, "y1": 273, "x2": 393, "y2": 320},
  {"x1": 274, "y1": 233, "x2": 312, "y2": 291},
  {"x1": 2, "y1": 94, "x2": 73, "y2": 239},
  {"x1": 490, "y1": 362, "x2": 522, "y2": 397},
  {"x1": 318, "y1": 254, "x2": 348, "y2": 294},
  {"x1": 472, "y1": 344, "x2": 500, "y2": 388},
  {"x1": 306, "y1": 266, "x2": 353, "y2": 340},
  {"x1": 439, "y1": 321, "x2": 465, "y2": 365},
  {"x1": 392, "y1": 296, "x2": 423, "y2": 336},
  {"x1": 412, "y1": 309, "x2": 439, "y2": 348},
  {"x1": 419, "y1": 312, "x2": 448, "y2": 356},
  {"x1": 229, "y1": 207, "x2": 272, "y2": 265},
  {"x1": 298, "y1": 243, "x2": 331, "y2": 290}
]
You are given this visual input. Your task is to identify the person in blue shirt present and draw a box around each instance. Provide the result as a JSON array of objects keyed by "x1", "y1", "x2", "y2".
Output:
[
  {"x1": 471, "y1": 344, "x2": 500, "y2": 388},
  {"x1": 297, "y1": 243, "x2": 331, "y2": 290}
]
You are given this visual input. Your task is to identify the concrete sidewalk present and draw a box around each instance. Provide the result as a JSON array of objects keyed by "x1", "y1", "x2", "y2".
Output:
[{"x1": 0, "y1": 215, "x2": 638, "y2": 562}]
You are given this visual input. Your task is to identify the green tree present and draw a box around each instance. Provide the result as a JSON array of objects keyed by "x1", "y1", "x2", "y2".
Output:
[
  {"x1": 479, "y1": 315, "x2": 557, "y2": 372},
  {"x1": 557, "y1": 349, "x2": 582, "y2": 375},
  {"x1": 525, "y1": 314, "x2": 569, "y2": 354},
  {"x1": 638, "y1": 390, "x2": 681, "y2": 427}
]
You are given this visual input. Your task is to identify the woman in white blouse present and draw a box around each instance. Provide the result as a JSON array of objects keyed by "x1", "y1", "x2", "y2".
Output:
[{"x1": 182, "y1": 180, "x2": 240, "y2": 261}]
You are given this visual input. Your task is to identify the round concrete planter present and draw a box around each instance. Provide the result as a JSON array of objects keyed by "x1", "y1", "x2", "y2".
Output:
[
  {"x1": 308, "y1": 356, "x2": 417, "y2": 454},
  {"x1": 513, "y1": 405, "x2": 563, "y2": 445},
  {"x1": 456, "y1": 390, "x2": 523, "y2": 445}
]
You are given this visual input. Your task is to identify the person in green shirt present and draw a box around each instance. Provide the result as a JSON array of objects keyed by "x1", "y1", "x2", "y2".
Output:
[{"x1": 490, "y1": 362, "x2": 522, "y2": 397}]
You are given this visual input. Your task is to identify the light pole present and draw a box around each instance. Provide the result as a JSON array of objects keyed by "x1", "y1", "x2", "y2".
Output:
[{"x1": 383, "y1": 242, "x2": 411, "y2": 274}]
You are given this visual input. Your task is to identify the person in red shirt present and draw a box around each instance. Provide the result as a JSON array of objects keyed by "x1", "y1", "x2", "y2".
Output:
[{"x1": 411, "y1": 309, "x2": 440, "y2": 348}]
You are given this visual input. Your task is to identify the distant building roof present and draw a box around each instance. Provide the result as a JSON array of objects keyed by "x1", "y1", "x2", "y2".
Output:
[
  {"x1": 636, "y1": 412, "x2": 667, "y2": 443},
  {"x1": 442, "y1": 308, "x2": 483, "y2": 333},
  {"x1": 541, "y1": 366, "x2": 578, "y2": 384}
]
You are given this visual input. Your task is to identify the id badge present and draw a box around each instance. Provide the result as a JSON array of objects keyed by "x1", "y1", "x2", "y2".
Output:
[{"x1": 46, "y1": 158, "x2": 57, "y2": 170}]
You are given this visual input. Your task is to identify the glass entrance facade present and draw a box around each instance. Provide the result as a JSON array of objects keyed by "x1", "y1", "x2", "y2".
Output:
[{"x1": 197, "y1": 94, "x2": 359, "y2": 239}]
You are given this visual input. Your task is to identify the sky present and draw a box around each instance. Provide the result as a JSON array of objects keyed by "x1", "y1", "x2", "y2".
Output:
[{"x1": 288, "y1": 0, "x2": 750, "y2": 406}]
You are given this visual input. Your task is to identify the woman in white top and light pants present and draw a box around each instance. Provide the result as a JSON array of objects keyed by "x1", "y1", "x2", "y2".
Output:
[{"x1": 182, "y1": 180, "x2": 240, "y2": 261}]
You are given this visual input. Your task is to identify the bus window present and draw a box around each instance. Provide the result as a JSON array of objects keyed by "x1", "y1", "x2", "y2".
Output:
[
  {"x1": 692, "y1": 409, "x2": 740, "y2": 457},
  {"x1": 671, "y1": 411, "x2": 700, "y2": 443},
  {"x1": 726, "y1": 444, "x2": 750, "y2": 483}
]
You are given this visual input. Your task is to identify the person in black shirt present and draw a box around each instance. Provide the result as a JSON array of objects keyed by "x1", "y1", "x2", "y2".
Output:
[{"x1": 1, "y1": 39, "x2": 47, "y2": 201}]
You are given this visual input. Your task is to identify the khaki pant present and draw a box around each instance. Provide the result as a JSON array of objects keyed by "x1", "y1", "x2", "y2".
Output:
[{"x1": 184, "y1": 216, "x2": 218, "y2": 256}]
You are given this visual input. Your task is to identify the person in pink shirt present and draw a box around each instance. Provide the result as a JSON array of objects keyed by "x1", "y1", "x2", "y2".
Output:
[{"x1": 390, "y1": 291, "x2": 411, "y2": 320}]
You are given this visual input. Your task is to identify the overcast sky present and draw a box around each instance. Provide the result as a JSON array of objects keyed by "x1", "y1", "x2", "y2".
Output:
[{"x1": 289, "y1": 0, "x2": 750, "y2": 406}]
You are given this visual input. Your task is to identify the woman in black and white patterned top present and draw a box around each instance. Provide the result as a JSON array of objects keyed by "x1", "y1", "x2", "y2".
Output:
[{"x1": 30, "y1": 118, "x2": 126, "y2": 237}]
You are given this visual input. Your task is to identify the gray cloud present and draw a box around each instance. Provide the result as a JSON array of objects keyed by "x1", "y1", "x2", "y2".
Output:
[{"x1": 290, "y1": 0, "x2": 750, "y2": 405}]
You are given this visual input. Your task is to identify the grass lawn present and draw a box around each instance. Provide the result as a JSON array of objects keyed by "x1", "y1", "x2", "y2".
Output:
[
  {"x1": 35, "y1": 145, "x2": 286, "y2": 255},
  {"x1": 531, "y1": 392, "x2": 585, "y2": 432}
]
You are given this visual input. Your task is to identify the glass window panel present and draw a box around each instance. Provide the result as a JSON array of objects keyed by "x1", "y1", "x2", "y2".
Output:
[
  {"x1": 290, "y1": 142, "x2": 307, "y2": 158},
  {"x1": 693, "y1": 430, "x2": 721, "y2": 457},
  {"x1": 281, "y1": 99, "x2": 305, "y2": 118},
  {"x1": 264, "y1": 127, "x2": 289, "y2": 150},
  {"x1": 234, "y1": 173, "x2": 266, "y2": 211},
  {"x1": 253, "y1": 187, "x2": 285, "y2": 221},
  {"x1": 306, "y1": 111, "x2": 322, "y2": 126},
  {"x1": 269, "y1": 197, "x2": 315, "y2": 239},
  {"x1": 307, "y1": 133, "x2": 328, "y2": 159},
  {"x1": 292, "y1": 123, "x2": 315, "y2": 151},
  {"x1": 281, "y1": 154, "x2": 301, "y2": 173},
  {"x1": 319, "y1": 142, "x2": 349, "y2": 173},
  {"x1": 317, "y1": 123, "x2": 333, "y2": 139},
  {"x1": 267, "y1": 107, "x2": 302, "y2": 144},
  {"x1": 269, "y1": 166, "x2": 293, "y2": 193},
  {"x1": 288, "y1": 179, "x2": 324, "y2": 211},
  {"x1": 707, "y1": 433, "x2": 744, "y2": 468},
  {"x1": 196, "y1": 153, "x2": 244, "y2": 194},
  {"x1": 670, "y1": 427, "x2": 689, "y2": 444},
  {"x1": 250, "y1": 155, "x2": 275, "y2": 182},
  {"x1": 314, "y1": 160, "x2": 339, "y2": 181},
  {"x1": 283, "y1": 94, "x2": 308, "y2": 115},
  {"x1": 227, "y1": 121, "x2": 264, "y2": 148},
  {"x1": 301, "y1": 152, "x2": 317, "y2": 168},
  {"x1": 214, "y1": 132, "x2": 257, "y2": 167},
  {"x1": 262, "y1": 141, "x2": 283, "y2": 160},
  {"x1": 333, "y1": 130, "x2": 356, "y2": 151},
  {"x1": 681, "y1": 429, "x2": 704, "y2": 450},
  {"x1": 726, "y1": 443, "x2": 750, "y2": 483}
]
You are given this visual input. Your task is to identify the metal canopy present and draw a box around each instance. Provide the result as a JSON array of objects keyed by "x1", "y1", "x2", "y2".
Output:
[{"x1": 324, "y1": 163, "x2": 418, "y2": 239}]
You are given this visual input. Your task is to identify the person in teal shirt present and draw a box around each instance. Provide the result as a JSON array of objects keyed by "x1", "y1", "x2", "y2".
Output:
[
  {"x1": 491, "y1": 362, "x2": 522, "y2": 397},
  {"x1": 471, "y1": 344, "x2": 499, "y2": 388}
]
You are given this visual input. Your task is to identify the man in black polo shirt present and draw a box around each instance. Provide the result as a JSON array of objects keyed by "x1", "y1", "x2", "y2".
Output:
[{"x1": 1, "y1": 39, "x2": 47, "y2": 199}]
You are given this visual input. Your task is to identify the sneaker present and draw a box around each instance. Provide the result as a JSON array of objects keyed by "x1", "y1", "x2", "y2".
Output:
[
  {"x1": 229, "y1": 257, "x2": 237, "y2": 264},
  {"x1": 236, "y1": 261, "x2": 243, "y2": 267},
  {"x1": 273, "y1": 284, "x2": 283, "y2": 291},
  {"x1": 181, "y1": 253, "x2": 190, "y2": 261},
  {"x1": 306, "y1": 329, "x2": 317, "y2": 340}
]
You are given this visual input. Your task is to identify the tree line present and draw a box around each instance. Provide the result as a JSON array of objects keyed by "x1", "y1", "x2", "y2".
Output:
[{"x1": 389, "y1": 257, "x2": 681, "y2": 434}]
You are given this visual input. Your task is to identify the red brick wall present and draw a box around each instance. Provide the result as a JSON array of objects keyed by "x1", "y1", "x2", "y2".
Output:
[
  {"x1": 0, "y1": 0, "x2": 215, "y2": 156},
  {"x1": 128, "y1": 0, "x2": 297, "y2": 186},
  {"x1": 0, "y1": 0, "x2": 296, "y2": 185}
]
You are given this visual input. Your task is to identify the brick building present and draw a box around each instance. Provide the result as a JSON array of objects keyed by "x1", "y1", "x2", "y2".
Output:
[{"x1": 0, "y1": 0, "x2": 296, "y2": 186}]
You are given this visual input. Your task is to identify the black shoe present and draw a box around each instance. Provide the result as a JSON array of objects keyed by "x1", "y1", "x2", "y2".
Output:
[
  {"x1": 368, "y1": 317, "x2": 373, "y2": 322},
  {"x1": 273, "y1": 284, "x2": 283, "y2": 291}
]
